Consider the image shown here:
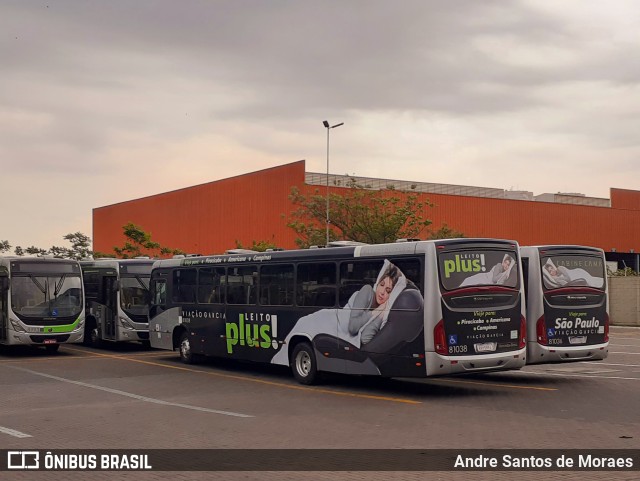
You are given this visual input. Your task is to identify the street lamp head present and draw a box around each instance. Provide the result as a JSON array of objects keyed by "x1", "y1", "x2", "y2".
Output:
[
  {"x1": 323, "y1": 120, "x2": 330, "y2": 128},
  {"x1": 332, "y1": 122, "x2": 344, "y2": 129}
]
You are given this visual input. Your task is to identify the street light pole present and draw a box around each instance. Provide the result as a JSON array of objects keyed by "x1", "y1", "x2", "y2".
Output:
[{"x1": 323, "y1": 120, "x2": 344, "y2": 246}]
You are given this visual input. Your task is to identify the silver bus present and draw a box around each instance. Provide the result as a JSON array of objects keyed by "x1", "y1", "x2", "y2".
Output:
[
  {"x1": 148, "y1": 239, "x2": 526, "y2": 384},
  {"x1": 521, "y1": 245, "x2": 609, "y2": 364},
  {"x1": 0, "y1": 256, "x2": 85, "y2": 352},
  {"x1": 80, "y1": 258, "x2": 153, "y2": 346}
]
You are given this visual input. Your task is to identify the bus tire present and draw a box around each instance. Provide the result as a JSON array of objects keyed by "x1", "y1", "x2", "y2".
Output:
[
  {"x1": 291, "y1": 342, "x2": 320, "y2": 385},
  {"x1": 179, "y1": 331, "x2": 201, "y2": 364},
  {"x1": 45, "y1": 344, "x2": 60, "y2": 353}
]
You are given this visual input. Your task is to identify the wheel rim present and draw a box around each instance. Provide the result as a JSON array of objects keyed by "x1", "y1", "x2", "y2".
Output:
[
  {"x1": 295, "y1": 350, "x2": 311, "y2": 377},
  {"x1": 180, "y1": 338, "x2": 191, "y2": 359},
  {"x1": 90, "y1": 328, "x2": 99, "y2": 344}
]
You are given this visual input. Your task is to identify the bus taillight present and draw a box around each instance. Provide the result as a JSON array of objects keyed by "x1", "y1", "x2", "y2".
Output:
[
  {"x1": 536, "y1": 316, "x2": 548, "y2": 345},
  {"x1": 604, "y1": 313, "x2": 610, "y2": 342},
  {"x1": 434, "y1": 319, "x2": 447, "y2": 355},
  {"x1": 519, "y1": 316, "x2": 526, "y2": 349}
]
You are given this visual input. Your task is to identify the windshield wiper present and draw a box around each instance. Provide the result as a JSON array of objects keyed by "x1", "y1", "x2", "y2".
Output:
[
  {"x1": 30, "y1": 275, "x2": 46, "y2": 294},
  {"x1": 54, "y1": 274, "x2": 67, "y2": 297}
]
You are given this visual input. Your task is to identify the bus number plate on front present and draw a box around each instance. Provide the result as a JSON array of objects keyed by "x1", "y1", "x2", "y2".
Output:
[
  {"x1": 474, "y1": 342, "x2": 497, "y2": 353},
  {"x1": 43, "y1": 339, "x2": 57, "y2": 345},
  {"x1": 569, "y1": 336, "x2": 587, "y2": 345}
]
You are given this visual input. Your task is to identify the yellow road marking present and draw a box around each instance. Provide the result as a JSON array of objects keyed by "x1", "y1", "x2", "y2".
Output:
[
  {"x1": 62, "y1": 347, "x2": 422, "y2": 405},
  {"x1": 430, "y1": 377, "x2": 557, "y2": 391},
  {"x1": 4, "y1": 346, "x2": 556, "y2": 397}
]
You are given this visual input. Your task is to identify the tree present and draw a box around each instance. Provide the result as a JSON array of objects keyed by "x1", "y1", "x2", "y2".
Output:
[
  {"x1": 0, "y1": 240, "x2": 10, "y2": 253},
  {"x1": 234, "y1": 238, "x2": 279, "y2": 252},
  {"x1": 10, "y1": 232, "x2": 93, "y2": 259},
  {"x1": 63, "y1": 232, "x2": 92, "y2": 260},
  {"x1": 25, "y1": 246, "x2": 48, "y2": 256},
  {"x1": 286, "y1": 178, "x2": 433, "y2": 247},
  {"x1": 113, "y1": 223, "x2": 184, "y2": 258},
  {"x1": 427, "y1": 223, "x2": 465, "y2": 240}
]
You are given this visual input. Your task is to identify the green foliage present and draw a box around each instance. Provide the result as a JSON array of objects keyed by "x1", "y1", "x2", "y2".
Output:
[
  {"x1": 427, "y1": 223, "x2": 465, "y2": 240},
  {"x1": 235, "y1": 238, "x2": 279, "y2": 252},
  {"x1": 286, "y1": 178, "x2": 433, "y2": 247},
  {"x1": 25, "y1": 246, "x2": 48, "y2": 256},
  {"x1": 608, "y1": 267, "x2": 638, "y2": 277},
  {"x1": 8, "y1": 233, "x2": 93, "y2": 259},
  {"x1": 113, "y1": 222, "x2": 184, "y2": 258},
  {"x1": 63, "y1": 232, "x2": 92, "y2": 260},
  {"x1": 93, "y1": 251, "x2": 115, "y2": 259}
]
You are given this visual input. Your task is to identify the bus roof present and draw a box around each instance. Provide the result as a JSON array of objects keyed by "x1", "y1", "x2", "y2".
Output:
[{"x1": 151, "y1": 238, "x2": 520, "y2": 269}]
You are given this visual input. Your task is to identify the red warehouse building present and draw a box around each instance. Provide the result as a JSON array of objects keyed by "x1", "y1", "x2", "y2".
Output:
[{"x1": 93, "y1": 160, "x2": 640, "y2": 269}]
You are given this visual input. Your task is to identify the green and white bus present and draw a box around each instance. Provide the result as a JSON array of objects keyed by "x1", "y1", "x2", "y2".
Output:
[
  {"x1": 149, "y1": 239, "x2": 526, "y2": 384},
  {"x1": 0, "y1": 256, "x2": 85, "y2": 352},
  {"x1": 80, "y1": 258, "x2": 154, "y2": 346},
  {"x1": 521, "y1": 245, "x2": 609, "y2": 364}
]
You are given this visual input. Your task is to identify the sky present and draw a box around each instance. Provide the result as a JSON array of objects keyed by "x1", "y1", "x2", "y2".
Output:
[{"x1": 1, "y1": 0, "x2": 639, "y2": 250}]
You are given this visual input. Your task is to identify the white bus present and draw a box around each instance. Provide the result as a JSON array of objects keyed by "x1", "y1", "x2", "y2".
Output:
[
  {"x1": 148, "y1": 239, "x2": 526, "y2": 384},
  {"x1": 0, "y1": 256, "x2": 85, "y2": 352},
  {"x1": 80, "y1": 258, "x2": 154, "y2": 346},
  {"x1": 521, "y1": 245, "x2": 609, "y2": 364}
]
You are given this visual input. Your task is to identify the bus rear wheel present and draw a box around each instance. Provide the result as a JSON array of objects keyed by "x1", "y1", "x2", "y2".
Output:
[{"x1": 291, "y1": 342, "x2": 320, "y2": 385}]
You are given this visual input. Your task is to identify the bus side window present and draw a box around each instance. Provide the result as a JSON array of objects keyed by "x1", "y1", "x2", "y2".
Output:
[
  {"x1": 172, "y1": 268, "x2": 197, "y2": 304},
  {"x1": 339, "y1": 260, "x2": 384, "y2": 307},
  {"x1": 198, "y1": 267, "x2": 225, "y2": 304},
  {"x1": 259, "y1": 264, "x2": 294, "y2": 306},
  {"x1": 391, "y1": 258, "x2": 422, "y2": 291},
  {"x1": 227, "y1": 266, "x2": 257, "y2": 305},
  {"x1": 296, "y1": 263, "x2": 337, "y2": 307}
]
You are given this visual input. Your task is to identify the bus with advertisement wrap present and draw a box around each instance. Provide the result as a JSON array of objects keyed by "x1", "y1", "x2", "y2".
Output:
[
  {"x1": 148, "y1": 239, "x2": 526, "y2": 384},
  {"x1": 80, "y1": 258, "x2": 154, "y2": 346},
  {"x1": 0, "y1": 256, "x2": 85, "y2": 352},
  {"x1": 521, "y1": 245, "x2": 609, "y2": 364}
]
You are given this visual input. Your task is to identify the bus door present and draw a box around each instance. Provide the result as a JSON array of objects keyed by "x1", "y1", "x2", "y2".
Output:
[
  {"x1": 0, "y1": 275, "x2": 8, "y2": 341},
  {"x1": 101, "y1": 274, "x2": 118, "y2": 340},
  {"x1": 437, "y1": 246, "x2": 525, "y2": 359},
  {"x1": 149, "y1": 270, "x2": 173, "y2": 351}
]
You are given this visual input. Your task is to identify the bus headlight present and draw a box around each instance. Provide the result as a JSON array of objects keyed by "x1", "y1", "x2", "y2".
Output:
[
  {"x1": 119, "y1": 318, "x2": 135, "y2": 330},
  {"x1": 9, "y1": 318, "x2": 26, "y2": 333}
]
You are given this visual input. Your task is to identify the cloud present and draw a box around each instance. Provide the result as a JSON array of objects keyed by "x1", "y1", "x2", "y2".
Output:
[{"x1": 0, "y1": 0, "x2": 639, "y2": 248}]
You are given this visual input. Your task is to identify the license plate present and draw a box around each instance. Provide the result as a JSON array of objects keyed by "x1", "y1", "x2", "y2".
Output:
[
  {"x1": 43, "y1": 339, "x2": 57, "y2": 345},
  {"x1": 474, "y1": 342, "x2": 497, "y2": 353},
  {"x1": 569, "y1": 336, "x2": 587, "y2": 345}
]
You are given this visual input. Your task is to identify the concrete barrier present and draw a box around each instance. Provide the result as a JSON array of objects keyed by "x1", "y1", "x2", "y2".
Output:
[{"x1": 608, "y1": 276, "x2": 640, "y2": 326}]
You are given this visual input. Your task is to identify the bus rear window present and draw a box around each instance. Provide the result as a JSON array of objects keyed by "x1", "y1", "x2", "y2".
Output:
[
  {"x1": 438, "y1": 249, "x2": 518, "y2": 291},
  {"x1": 541, "y1": 255, "x2": 604, "y2": 290}
]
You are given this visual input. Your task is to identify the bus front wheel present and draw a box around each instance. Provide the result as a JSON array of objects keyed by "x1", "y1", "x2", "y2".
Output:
[
  {"x1": 291, "y1": 342, "x2": 320, "y2": 385},
  {"x1": 179, "y1": 331, "x2": 201, "y2": 364}
]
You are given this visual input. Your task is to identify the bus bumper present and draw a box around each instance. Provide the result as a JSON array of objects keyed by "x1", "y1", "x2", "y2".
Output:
[
  {"x1": 116, "y1": 325, "x2": 149, "y2": 342},
  {"x1": 425, "y1": 349, "x2": 527, "y2": 376},
  {"x1": 10, "y1": 329, "x2": 84, "y2": 346},
  {"x1": 526, "y1": 342, "x2": 609, "y2": 364}
]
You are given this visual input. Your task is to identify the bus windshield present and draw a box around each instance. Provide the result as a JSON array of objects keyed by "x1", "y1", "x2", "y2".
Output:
[
  {"x1": 438, "y1": 249, "x2": 519, "y2": 291},
  {"x1": 11, "y1": 274, "x2": 83, "y2": 318},
  {"x1": 540, "y1": 254, "x2": 605, "y2": 290},
  {"x1": 120, "y1": 275, "x2": 151, "y2": 317}
]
